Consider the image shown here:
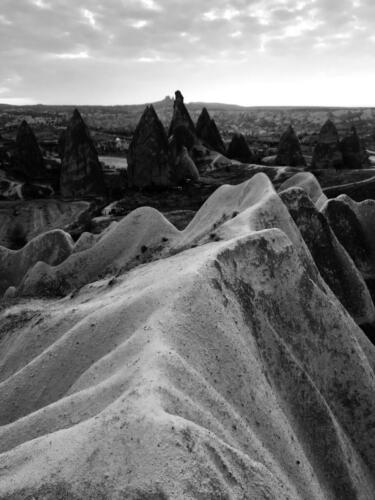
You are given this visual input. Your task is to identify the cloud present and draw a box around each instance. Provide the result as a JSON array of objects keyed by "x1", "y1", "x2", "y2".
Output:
[
  {"x1": 130, "y1": 19, "x2": 149, "y2": 29},
  {"x1": 30, "y1": 0, "x2": 51, "y2": 8},
  {"x1": 0, "y1": 14, "x2": 12, "y2": 25},
  {"x1": 54, "y1": 51, "x2": 91, "y2": 59},
  {"x1": 81, "y1": 8, "x2": 99, "y2": 30},
  {"x1": 0, "y1": 0, "x2": 374, "y2": 105},
  {"x1": 140, "y1": 0, "x2": 162, "y2": 11}
]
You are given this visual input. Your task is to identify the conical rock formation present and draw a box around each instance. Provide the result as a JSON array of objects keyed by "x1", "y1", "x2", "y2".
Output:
[
  {"x1": 11, "y1": 120, "x2": 46, "y2": 180},
  {"x1": 340, "y1": 126, "x2": 370, "y2": 169},
  {"x1": 227, "y1": 133, "x2": 253, "y2": 163},
  {"x1": 60, "y1": 109, "x2": 105, "y2": 198},
  {"x1": 275, "y1": 125, "x2": 306, "y2": 167},
  {"x1": 196, "y1": 107, "x2": 225, "y2": 154},
  {"x1": 168, "y1": 90, "x2": 196, "y2": 142},
  {"x1": 311, "y1": 119, "x2": 343, "y2": 170},
  {"x1": 127, "y1": 105, "x2": 173, "y2": 188}
]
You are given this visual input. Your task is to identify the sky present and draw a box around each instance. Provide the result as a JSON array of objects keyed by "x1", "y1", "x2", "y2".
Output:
[{"x1": 0, "y1": 0, "x2": 374, "y2": 106}]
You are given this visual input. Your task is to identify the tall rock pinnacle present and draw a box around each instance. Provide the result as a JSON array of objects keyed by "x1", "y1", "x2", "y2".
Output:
[
  {"x1": 168, "y1": 90, "x2": 196, "y2": 141},
  {"x1": 11, "y1": 120, "x2": 46, "y2": 180},
  {"x1": 227, "y1": 133, "x2": 253, "y2": 163},
  {"x1": 196, "y1": 107, "x2": 225, "y2": 154},
  {"x1": 127, "y1": 105, "x2": 172, "y2": 188},
  {"x1": 340, "y1": 126, "x2": 370, "y2": 169},
  {"x1": 60, "y1": 109, "x2": 105, "y2": 198},
  {"x1": 312, "y1": 119, "x2": 343, "y2": 170},
  {"x1": 275, "y1": 125, "x2": 306, "y2": 167}
]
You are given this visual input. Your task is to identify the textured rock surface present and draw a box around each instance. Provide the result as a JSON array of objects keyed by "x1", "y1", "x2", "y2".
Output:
[
  {"x1": 322, "y1": 195, "x2": 375, "y2": 280},
  {"x1": 127, "y1": 105, "x2": 173, "y2": 188},
  {"x1": 227, "y1": 133, "x2": 253, "y2": 163},
  {"x1": 173, "y1": 146, "x2": 200, "y2": 183},
  {"x1": 60, "y1": 109, "x2": 105, "y2": 198},
  {"x1": 72, "y1": 223, "x2": 118, "y2": 254},
  {"x1": 19, "y1": 207, "x2": 179, "y2": 296},
  {"x1": 19, "y1": 174, "x2": 314, "y2": 297},
  {"x1": 11, "y1": 120, "x2": 46, "y2": 180},
  {"x1": 280, "y1": 187, "x2": 375, "y2": 325},
  {"x1": 275, "y1": 125, "x2": 306, "y2": 167},
  {"x1": 1, "y1": 177, "x2": 375, "y2": 497},
  {"x1": 168, "y1": 90, "x2": 196, "y2": 140},
  {"x1": 196, "y1": 107, "x2": 226, "y2": 154},
  {"x1": 0, "y1": 229, "x2": 74, "y2": 295},
  {"x1": 279, "y1": 172, "x2": 328, "y2": 210},
  {"x1": 311, "y1": 119, "x2": 343, "y2": 170},
  {"x1": 340, "y1": 126, "x2": 370, "y2": 169}
]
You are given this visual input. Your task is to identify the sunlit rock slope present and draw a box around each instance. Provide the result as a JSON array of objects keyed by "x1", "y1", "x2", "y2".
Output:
[{"x1": 0, "y1": 174, "x2": 374, "y2": 499}]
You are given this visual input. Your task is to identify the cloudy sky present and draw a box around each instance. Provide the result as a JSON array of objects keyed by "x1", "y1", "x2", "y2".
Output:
[{"x1": 0, "y1": 0, "x2": 374, "y2": 106}]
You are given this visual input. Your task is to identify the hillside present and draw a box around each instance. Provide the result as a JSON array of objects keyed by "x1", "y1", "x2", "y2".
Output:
[{"x1": 0, "y1": 174, "x2": 374, "y2": 499}]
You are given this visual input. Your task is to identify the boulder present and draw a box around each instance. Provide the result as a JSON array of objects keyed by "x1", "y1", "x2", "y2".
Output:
[
  {"x1": 227, "y1": 133, "x2": 253, "y2": 163},
  {"x1": 60, "y1": 109, "x2": 105, "y2": 198},
  {"x1": 3, "y1": 286, "x2": 16, "y2": 299},
  {"x1": 311, "y1": 119, "x2": 343, "y2": 170},
  {"x1": 196, "y1": 107, "x2": 225, "y2": 154},
  {"x1": 127, "y1": 105, "x2": 172, "y2": 188},
  {"x1": 340, "y1": 126, "x2": 370, "y2": 169},
  {"x1": 275, "y1": 125, "x2": 306, "y2": 167},
  {"x1": 11, "y1": 120, "x2": 46, "y2": 180},
  {"x1": 173, "y1": 146, "x2": 200, "y2": 183}
]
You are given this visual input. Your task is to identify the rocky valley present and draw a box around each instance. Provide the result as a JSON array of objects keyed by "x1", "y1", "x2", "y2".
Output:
[{"x1": 0, "y1": 92, "x2": 374, "y2": 499}]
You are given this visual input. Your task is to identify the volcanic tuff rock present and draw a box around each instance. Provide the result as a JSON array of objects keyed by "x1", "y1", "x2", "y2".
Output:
[
  {"x1": 227, "y1": 132, "x2": 253, "y2": 163},
  {"x1": 11, "y1": 120, "x2": 46, "y2": 180},
  {"x1": 0, "y1": 230, "x2": 74, "y2": 295},
  {"x1": 275, "y1": 125, "x2": 306, "y2": 167},
  {"x1": 280, "y1": 187, "x2": 375, "y2": 325},
  {"x1": 340, "y1": 126, "x2": 370, "y2": 169},
  {"x1": 19, "y1": 207, "x2": 180, "y2": 296},
  {"x1": 19, "y1": 174, "x2": 320, "y2": 297},
  {"x1": 1, "y1": 174, "x2": 375, "y2": 498},
  {"x1": 322, "y1": 194, "x2": 375, "y2": 280},
  {"x1": 173, "y1": 146, "x2": 200, "y2": 183},
  {"x1": 127, "y1": 105, "x2": 173, "y2": 188},
  {"x1": 311, "y1": 119, "x2": 343, "y2": 170},
  {"x1": 278, "y1": 172, "x2": 328, "y2": 210},
  {"x1": 196, "y1": 107, "x2": 226, "y2": 154},
  {"x1": 60, "y1": 109, "x2": 105, "y2": 198},
  {"x1": 168, "y1": 90, "x2": 196, "y2": 141}
]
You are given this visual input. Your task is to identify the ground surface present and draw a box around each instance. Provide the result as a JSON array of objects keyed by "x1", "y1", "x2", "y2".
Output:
[{"x1": 0, "y1": 175, "x2": 374, "y2": 499}]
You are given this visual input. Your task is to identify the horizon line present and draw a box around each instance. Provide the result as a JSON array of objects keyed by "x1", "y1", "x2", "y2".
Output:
[{"x1": 0, "y1": 100, "x2": 375, "y2": 110}]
